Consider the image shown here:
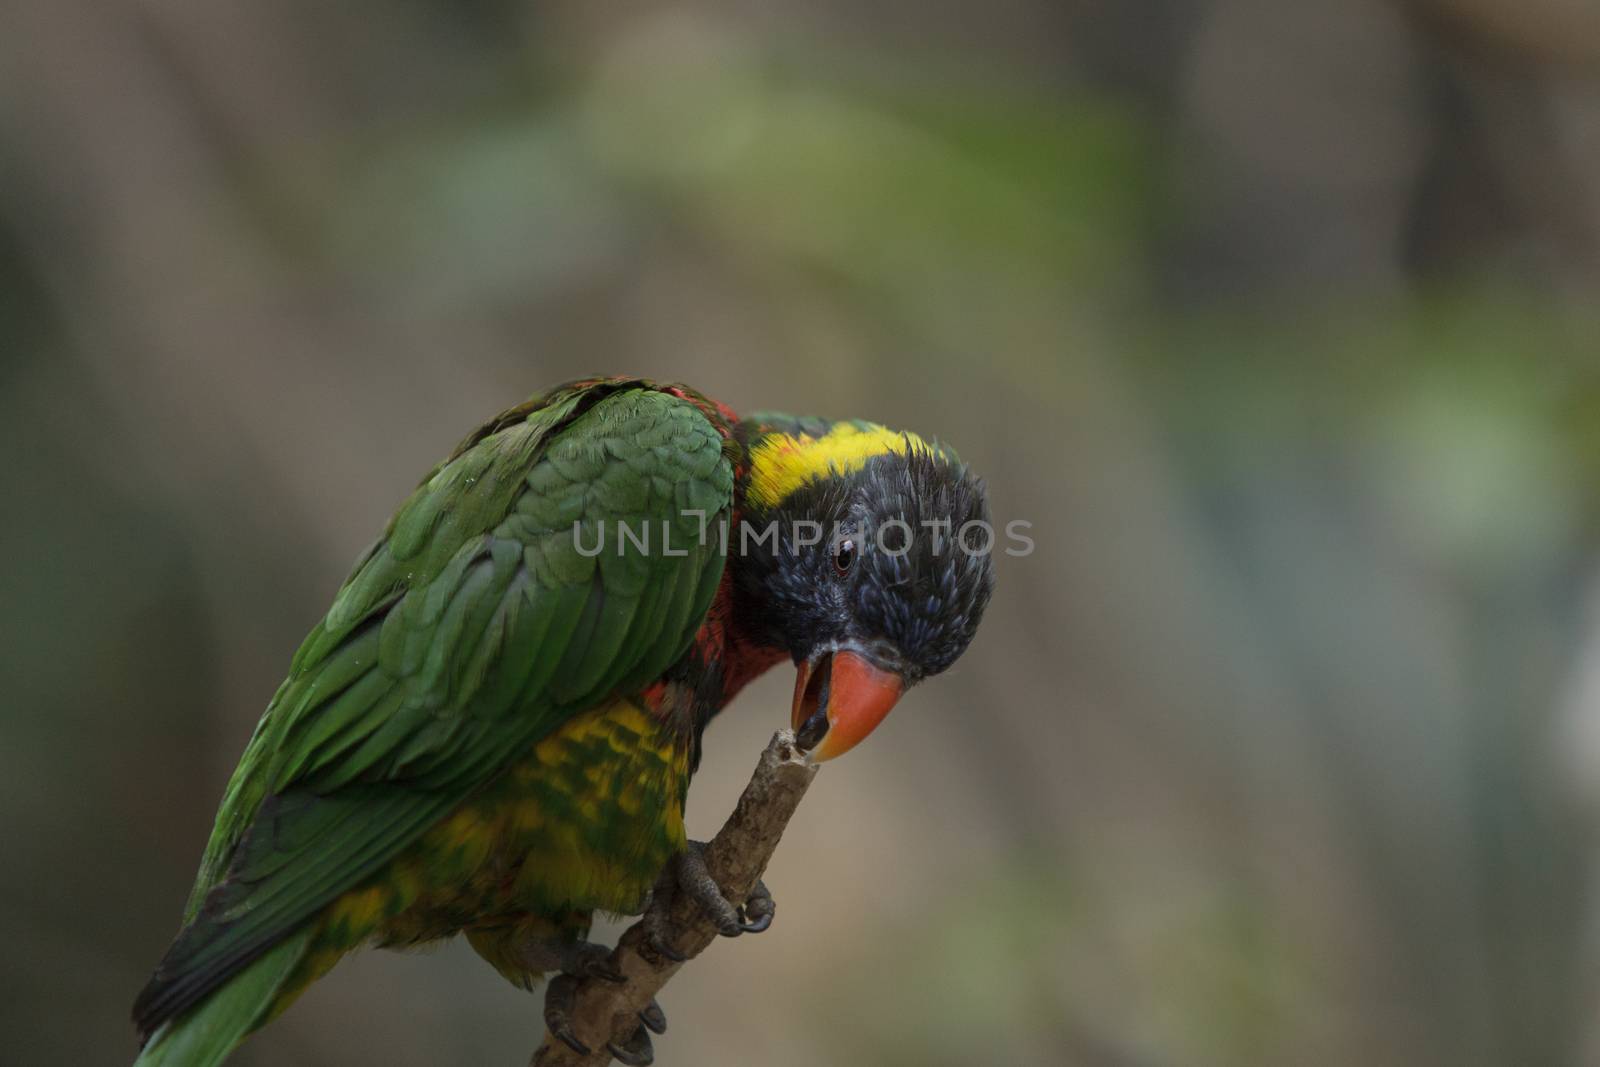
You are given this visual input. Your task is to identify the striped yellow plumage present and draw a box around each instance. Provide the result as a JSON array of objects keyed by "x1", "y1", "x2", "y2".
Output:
[
  {"x1": 745, "y1": 422, "x2": 935, "y2": 509},
  {"x1": 266, "y1": 697, "x2": 688, "y2": 1015}
]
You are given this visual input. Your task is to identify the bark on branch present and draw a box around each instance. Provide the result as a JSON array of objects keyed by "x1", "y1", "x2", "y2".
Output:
[{"x1": 530, "y1": 730, "x2": 819, "y2": 1067}]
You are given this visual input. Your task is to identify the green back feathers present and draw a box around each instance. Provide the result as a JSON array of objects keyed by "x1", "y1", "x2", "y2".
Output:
[{"x1": 136, "y1": 379, "x2": 734, "y2": 1038}]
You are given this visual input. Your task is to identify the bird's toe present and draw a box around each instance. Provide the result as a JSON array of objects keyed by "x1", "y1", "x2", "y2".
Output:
[
  {"x1": 541, "y1": 974, "x2": 590, "y2": 1056},
  {"x1": 639, "y1": 997, "x2": 668, "y2": 1035},
  {"x1": 608, "y1": 1023, "x2": 656, "y2": 1067},
  {"x1": 739, "y1": 878, "x2": 776, "y2": 934}
]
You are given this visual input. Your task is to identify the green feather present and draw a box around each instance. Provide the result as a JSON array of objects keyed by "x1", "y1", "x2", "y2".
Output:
[
  {"x1": 133, "y1": 930, "x2": 311, "y2": 1067},
  {"x1": 135, "y1": 379, "x2": 735, "y2": 1044}
]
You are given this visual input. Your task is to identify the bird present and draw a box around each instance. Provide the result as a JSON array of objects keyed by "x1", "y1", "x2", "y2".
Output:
[{"x1": 132, "y1": 376, "x2": 995, "y2": 1066}]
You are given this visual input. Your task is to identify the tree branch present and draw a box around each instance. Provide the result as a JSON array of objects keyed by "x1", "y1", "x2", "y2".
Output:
[{"x1": 530, "y1": 730, "x2": 819, "y2": 1067}]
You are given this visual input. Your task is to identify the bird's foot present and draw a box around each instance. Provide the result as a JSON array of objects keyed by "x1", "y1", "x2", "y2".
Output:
[
  {"x1": 541, "y1": 942, "x2": 623, "y2": 1055},
  {"x1": 642, "y1": 840, "x2": 775, "y2": 962},
  {"x1": 542, "y1": 944, "x2": 666, "y2": 1060}
]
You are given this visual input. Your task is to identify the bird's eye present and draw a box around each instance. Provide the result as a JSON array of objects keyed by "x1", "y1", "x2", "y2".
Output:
[{"x1": 834, "y1": 538, "x2": 856, "y2": 576}]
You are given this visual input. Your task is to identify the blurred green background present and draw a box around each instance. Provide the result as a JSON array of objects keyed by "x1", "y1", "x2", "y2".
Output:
[{"x1": 3, "y1": 2, "x2": 1599, "y2": 1065}]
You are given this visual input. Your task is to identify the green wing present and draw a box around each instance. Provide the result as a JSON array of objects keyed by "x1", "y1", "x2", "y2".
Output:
[{"x1": 135, "y1": 379, "x2": 733, "y2": 1035}]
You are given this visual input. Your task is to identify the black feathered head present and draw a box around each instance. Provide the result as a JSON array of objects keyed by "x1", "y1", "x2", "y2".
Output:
[{"x1": 734, "y1": 416, "x2": 995, "y2": 761}]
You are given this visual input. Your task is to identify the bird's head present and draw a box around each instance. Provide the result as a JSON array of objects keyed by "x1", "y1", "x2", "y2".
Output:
[{"x1": 733, "y1": 416, "x2": 995, "y2": 761}]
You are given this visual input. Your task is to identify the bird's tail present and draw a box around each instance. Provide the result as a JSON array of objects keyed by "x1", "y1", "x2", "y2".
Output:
[{"x1": 132, "y1": 928, "x2": 312, "y2": 1067}]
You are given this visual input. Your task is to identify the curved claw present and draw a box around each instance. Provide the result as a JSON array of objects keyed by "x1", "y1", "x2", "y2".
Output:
[
  {"x1": 542, "y1": 974, "x2": 590, "y2": 1056},
  {"x1": 639, "y1": 998, "x2": 668, "y2": 1035},
  {"x1": 739, "y1": 878, "x2": 776, "y2": 934},
  {"x1": 554, "y1": 1026, "x2": 590, "y2": 1058},
  {"x1": 608, "y1": 1023, "x2": 655, "y2": 1067}
]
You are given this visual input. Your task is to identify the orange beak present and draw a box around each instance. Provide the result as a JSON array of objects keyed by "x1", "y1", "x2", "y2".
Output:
[{"x1": 791, "y1": 649, "x2": 905, "y2": 762}]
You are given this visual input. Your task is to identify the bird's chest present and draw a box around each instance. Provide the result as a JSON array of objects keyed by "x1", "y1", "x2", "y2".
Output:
[{"x1": 377, "y1": 698, "x2": 690, "y2": 942}]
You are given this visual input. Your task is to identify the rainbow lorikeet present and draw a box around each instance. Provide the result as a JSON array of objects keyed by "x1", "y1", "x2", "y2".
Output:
[{"x1": 132, "y1": 377, "x2": 994, "y2": 1066}]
